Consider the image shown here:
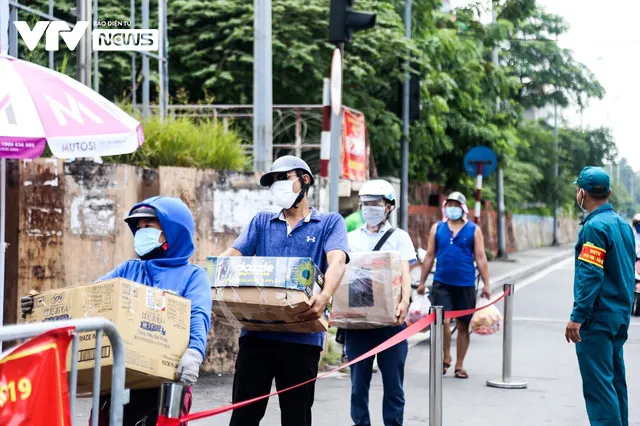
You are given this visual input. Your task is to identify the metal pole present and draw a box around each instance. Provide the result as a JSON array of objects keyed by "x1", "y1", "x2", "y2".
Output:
[
  {"x1": 163, "y1": 0, "x2": 169, "y2": 118},
  {"x1": 158, "y1": 0, "x2": 165, "y2": 121},
  {"x1": 487, "y1": 283, "x2": 528, "y2": 389},
  {"x1": 552, "y1": 102, "x2": 559, "y2": 246},
  {"x1": 428, "y1": 305, "x2": 444, "y2": 426},
  {"x1": 48, "y1": 0, "x2": 54, "y2": 68},
  {"x1": 76, "y1": 0, "x2": 85, "y2": 83},
  {"x1": 400, "y1": 0, "x2": 411, "y2": 231},
  {"x1": 295, "y1": 108, "x2": 302, "y2": 158},
  {"x1": 253, "y1": 0, "x2": 273, "y2": 172},
  {"x1": 0, "y1": 159, "x2": 5, "y2": 345},
  {"x1": 142, "y1": 0, "x2": 150, "y2": 119},
  {"x1": 492, "y1": 2, "x2": 507, "y2": 258},
  {"x1": 158, "y1": 382, "x2": 187, "y2": 419},
  {"x1": 497, "y1": 168, "x2": 507, "y2": 257},
  {"x1": 8, "y1": 0, "x2": 17, "y2": 57},
  {"x1": 329, "y1": 45, "x2": 344, "y2": 213},
  {"x1": 130, "y1": 0, "x2": 136, "y2": 109},
  {"x1": 93, "y1": 0, "x2": 98, "y2": 92},
  {"x1": 85, "y1": 0, "x2": 91, "y2": 86},
  {"x1": 474, "y1": 162, "x2": 484, "y2": 224}
]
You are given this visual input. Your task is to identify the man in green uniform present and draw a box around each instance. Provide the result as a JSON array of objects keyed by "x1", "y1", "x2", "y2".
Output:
[{"x1": 566, "y1": 166, "x2": 636, "y2": 426}]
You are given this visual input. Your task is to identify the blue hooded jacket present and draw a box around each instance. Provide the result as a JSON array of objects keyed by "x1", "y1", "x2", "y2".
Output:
[{"x1": 99, "y1": 196, "x2": 212, "y2": 358}]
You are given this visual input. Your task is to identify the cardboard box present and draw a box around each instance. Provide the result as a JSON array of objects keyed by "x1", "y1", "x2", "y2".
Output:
[
  {"x1": 27, "y1": 279, "x2": 191, "y2": 394},
  {"x1": 207, "y1": 256, "x2": 328, "y2": 332},
  {"x1": 330, "y1": 251, "x2": 402, "y2": 329}
]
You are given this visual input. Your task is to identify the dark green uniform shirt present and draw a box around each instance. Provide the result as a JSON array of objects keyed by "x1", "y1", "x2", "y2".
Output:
[{"x1": 571, "y1": 204, "x2": 636, "y2": 325}]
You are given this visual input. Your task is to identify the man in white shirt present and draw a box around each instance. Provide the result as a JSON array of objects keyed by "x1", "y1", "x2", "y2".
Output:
[{"x1": 345, "y1": 179, "x2": 416, "y2": 426}]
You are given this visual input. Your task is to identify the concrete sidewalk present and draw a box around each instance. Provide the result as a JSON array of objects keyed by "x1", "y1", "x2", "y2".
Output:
[{"x1": 487, "y1": 244, "x2": 574, "y2": 291}]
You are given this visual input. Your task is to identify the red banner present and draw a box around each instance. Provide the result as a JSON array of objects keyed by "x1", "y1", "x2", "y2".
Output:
[
  {"x1": 342, "y1": 109, "x2": 367, "y2": 182},
  {"x1": 0, "y1": 327, "x2": 74, "y2": 426}
]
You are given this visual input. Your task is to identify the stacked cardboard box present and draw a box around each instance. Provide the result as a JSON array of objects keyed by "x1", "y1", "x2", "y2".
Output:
[
  {"x1": 207, "y1": 256, "x2": 328, "y2": 332},
  {"x1": 330, "y1": 251, "x2": 402, "y2": 329},
  {"x1": 27, "y1": 278, "x2": 191, "y2": 394}
]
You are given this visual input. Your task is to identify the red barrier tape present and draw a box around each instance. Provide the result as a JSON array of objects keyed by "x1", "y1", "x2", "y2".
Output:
[{"x1": 157, "y1": 289, "x2": 510, "y2": 425}]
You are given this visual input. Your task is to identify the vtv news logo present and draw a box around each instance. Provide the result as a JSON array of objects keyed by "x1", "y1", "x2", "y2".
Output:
[{"x1": 13, "y1": 21, "x2": 159, "y2": 52}]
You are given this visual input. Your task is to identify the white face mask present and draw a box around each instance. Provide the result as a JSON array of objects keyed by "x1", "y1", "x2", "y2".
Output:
[
  {"x1": 362, "y1": 206, "x2": 386, "y2": 226},
  {"x1": 271, "y1": 178, "x2": 301, "y2": 210},
  {"x1": 577, "y1": 189, "x2": 587, "y2": 213}
]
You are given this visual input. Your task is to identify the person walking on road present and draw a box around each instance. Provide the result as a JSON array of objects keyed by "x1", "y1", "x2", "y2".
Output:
[
  {"x1": 632, "y1": 214, "x2": 640, "y2": 259},
  {"x1": 345, "y1": 179, "x2": 416, "y2": 426},
  {"x1": 566, "y1": 166, "x2": 636, "y2": 426},
  {"x1": 417, "y1": 191, "x2": 491, "y2": 379},
  {"x1": 219, "y1": 155, "x2": 349, "y2": 426}
]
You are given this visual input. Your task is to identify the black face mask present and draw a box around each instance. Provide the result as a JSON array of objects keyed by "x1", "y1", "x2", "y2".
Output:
[{"x1": 139, "y1": 245, "x2": 167, "y2": 261}]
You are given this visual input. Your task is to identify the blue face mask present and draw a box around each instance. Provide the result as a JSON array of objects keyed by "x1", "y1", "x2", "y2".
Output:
[
  {"x1": 134, "y1": 228, "x2": 165, "y2": 258},
  {"x1": 635, "y1": 225, "x2": 640, "y2": 234},
  {"x1": 445, "y1": 207, "x2": 463, "y2": 221}
]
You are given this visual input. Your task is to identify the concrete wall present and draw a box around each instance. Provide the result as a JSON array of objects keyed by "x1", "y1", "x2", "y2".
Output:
[{"x1": 6, "y1": 159, "x2": 277, "y2": 372}]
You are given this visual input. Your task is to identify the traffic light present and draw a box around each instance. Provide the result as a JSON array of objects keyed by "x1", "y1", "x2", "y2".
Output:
[{"x1": 328, "y1": 0, "x2": 376, "y2": 45}]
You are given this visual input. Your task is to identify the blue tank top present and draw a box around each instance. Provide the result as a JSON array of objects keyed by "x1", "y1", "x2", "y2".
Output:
[{"x1": 433, "y1": 221, "x2": 477, "y2": 287}]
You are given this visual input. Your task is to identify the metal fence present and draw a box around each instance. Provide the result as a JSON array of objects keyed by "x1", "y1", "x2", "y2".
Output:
[
  {"x1": 0, "y1": 318, "x2": 128, "y2": 426},
  {"x1": 140, "y1": 104, "x2": 326, "y2": 175}
]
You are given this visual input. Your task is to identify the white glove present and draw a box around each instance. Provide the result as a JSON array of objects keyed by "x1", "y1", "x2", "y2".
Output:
[{"x1": 175, "y1": 348, "x2": 203, "y2": 385}]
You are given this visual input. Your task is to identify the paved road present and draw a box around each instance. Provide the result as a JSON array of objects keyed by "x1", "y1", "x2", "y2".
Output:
[
  {"x1": 76, "y1": 252, "x2": 640, "y2": 425},
  {"x1": 181, "y1": 257, "x2": 640, "y2": 425}
]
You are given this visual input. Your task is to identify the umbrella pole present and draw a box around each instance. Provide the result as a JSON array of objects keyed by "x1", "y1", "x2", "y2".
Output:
[{"x1": 0, "y1": 158, "x2": 6, "y2": 351}]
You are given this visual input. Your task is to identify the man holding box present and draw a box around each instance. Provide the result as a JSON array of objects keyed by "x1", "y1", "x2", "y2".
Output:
[
  {"x1": 344, "y1": 179, "x2": 416, "y2": 426},
  {"x1": 21, "y1": 196, "x2": 212, "y2": 426},
  {"x1": 220, "y1": 155, "x2": 349, "y2": 426}
]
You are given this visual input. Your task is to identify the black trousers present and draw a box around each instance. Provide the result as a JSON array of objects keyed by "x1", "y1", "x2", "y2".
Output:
[{"x1": 229, "y1": 336, "x2": 321, "y2": 426}]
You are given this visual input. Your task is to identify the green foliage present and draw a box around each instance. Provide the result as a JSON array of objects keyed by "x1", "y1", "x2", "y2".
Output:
[
  {"x1": 15, "y1": 0, "x2": 622, "y2": 217},
  {"x1": 104, "y1": 116, "x2": 248, "y2": 170}
]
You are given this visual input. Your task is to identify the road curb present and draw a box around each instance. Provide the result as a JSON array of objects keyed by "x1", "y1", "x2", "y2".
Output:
[{"x1": 489, "y1": 249, "x2": 574, "y2": 292}]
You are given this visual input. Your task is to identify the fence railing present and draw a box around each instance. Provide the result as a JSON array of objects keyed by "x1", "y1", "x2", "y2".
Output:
[{"x1": 0, "y1": 318, "x2": 128, "y2": 426}]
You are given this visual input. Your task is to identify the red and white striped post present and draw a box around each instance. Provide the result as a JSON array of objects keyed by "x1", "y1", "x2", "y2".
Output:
[
  {"x1": 320, "y1": 78, "x2": 331, "y2": 178},
  {"x1": 474, "y1": 162, "x2": 484, "y2": 224}
]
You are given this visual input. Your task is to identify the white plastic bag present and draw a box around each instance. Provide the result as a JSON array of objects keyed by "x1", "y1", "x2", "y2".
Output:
[
  {"x1": 470, "y1": 297, "x2": 502, "y2": 336},
  {"x1": 407, "y1": 294, "x2": 431, "y2": 326}
]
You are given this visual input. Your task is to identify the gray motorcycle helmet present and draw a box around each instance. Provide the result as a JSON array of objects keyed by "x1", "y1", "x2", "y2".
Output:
[{"x1": 259, "y1": 155, "x2": 315, "y2": 187}]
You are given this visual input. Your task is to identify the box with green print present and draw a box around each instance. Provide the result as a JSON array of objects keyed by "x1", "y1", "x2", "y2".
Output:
[
  {"x1": 206, "y1": 256, "x2": 324, "y2": 296},
  {"x1": 206, "y1": 256, "x2": 328, "y2": 332}
]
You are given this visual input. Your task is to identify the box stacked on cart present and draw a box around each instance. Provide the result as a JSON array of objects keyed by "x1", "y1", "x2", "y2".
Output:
[
  {"x1": 330, "y1": 251, "x2": 402, "y2": 329},
  {"x1": 27, "y1": 278, "x2": 191, "y2": 394},
  {"x1": 207, "y1": 256, "x2": 328, "y2": 332}
]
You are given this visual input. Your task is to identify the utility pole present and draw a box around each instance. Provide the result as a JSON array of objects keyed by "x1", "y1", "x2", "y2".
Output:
[
  {"x1": 551, "y1": 32, "x2": 560, "y2": 247},
  {"x1": 329, "y1": 46, "x2": 344, "y2": 213},
  {"x1": 76, "y1": 0, "x2": 91, "y2": 86},
  {"x1": 141, "y1": 0, "x2": 150, "y2": 118},
  {"x1": 552, "y1": 103, "x2": 559, "y2": 246},
  {"x1": 493, "y1": 2, "x2": 507, "y2": 258},
  {"x1": 253, "y1": 0, "x2": 273, "y2": 173},
  {"x1": 399, "y1": 0, "x2": 411, "y2": 231}
]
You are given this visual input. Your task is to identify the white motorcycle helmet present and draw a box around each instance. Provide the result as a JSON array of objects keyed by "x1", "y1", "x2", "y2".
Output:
[{"x1": 358, "y1": 179, "x2": 396, "y2": 207}]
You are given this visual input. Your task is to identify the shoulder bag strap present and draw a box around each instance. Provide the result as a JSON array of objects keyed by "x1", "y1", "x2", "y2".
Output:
[{"x1": 373, "y1": 228, "x2": 396, "y2": 252}]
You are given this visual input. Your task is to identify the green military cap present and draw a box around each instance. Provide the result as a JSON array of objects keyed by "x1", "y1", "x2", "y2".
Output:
[{"x1": 573, "y1": 166, "x2": 611, "y2": 194}]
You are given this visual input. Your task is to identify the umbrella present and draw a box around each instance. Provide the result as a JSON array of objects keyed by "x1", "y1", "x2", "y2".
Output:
[{"x1": 0, "y1": 9, "x2": 145, "y2": 333}]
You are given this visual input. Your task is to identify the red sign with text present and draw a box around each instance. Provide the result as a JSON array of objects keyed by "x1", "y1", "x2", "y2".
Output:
[
  {"x1": 0, "y1": 327, "x2": 74, "y2": 426},
  {"x1": 342, "y1": 109, "x2": 368, "y2": 182}
]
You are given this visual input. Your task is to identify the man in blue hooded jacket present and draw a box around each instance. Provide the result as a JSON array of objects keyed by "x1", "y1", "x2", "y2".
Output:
[{"x1": 22, "y1": 196, "x2": 212, "y2": 426}]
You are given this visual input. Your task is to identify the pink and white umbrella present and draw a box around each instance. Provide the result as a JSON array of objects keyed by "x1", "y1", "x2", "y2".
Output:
[{"x1": 0, "y1": 54, "x2": 144, "y2": 159}]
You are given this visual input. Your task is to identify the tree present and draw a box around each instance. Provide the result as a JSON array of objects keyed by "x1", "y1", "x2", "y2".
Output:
[{"x1": 498, "y1": 5, "x2": 605, "y2": 109}]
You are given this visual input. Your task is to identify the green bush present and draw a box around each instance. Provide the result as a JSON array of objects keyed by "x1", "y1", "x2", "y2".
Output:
[{"x1": 105, "y1": 116, "x2": 248, "y2": 170}]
